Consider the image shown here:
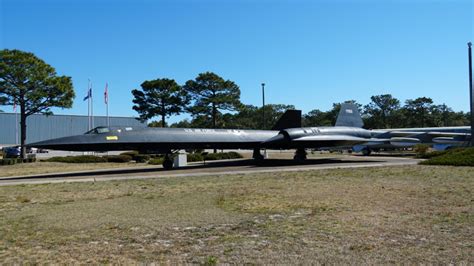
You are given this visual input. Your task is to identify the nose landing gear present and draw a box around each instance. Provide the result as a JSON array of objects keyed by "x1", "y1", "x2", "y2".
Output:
[
  {"x1": 293, "y1": 148, "x2": 307, "y2": 162},
  {"x1": 162, "y1": 152, "x2": 175, "y2": 170}
]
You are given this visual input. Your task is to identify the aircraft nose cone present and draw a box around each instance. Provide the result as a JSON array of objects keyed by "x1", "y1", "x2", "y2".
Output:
[
  {"x1": 27, "y1": 135, "x2": 85, "y2": 150},
  {"x1": 27, "y1": 138, "x2": 68, "y2": 149}
]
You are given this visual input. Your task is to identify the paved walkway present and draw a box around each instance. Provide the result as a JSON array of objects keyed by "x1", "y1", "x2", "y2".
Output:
[{"x1": 0, "y1": 155, "x2": 421, "y2": 186}]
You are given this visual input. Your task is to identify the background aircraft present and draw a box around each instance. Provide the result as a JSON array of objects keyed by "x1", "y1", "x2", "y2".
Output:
[{"x1": 354, "y1": 126, "x2": 471, "y2": 155}]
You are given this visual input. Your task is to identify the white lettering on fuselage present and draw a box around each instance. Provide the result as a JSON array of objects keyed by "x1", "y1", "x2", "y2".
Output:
[
  {"x1": 183, "y1": 129, "x2": 247, "y2": 135},
  {"x1": 184, "y1": 129, "x2": 217, "y2": 133},
  {"x1": 227, "y1": 129, "x2": 247, "y2": 135}
]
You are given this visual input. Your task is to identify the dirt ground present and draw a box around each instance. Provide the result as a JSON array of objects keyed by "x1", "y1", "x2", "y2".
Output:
[{"x1": 0, "y1": 165, "x2": 472, "y2": 264}]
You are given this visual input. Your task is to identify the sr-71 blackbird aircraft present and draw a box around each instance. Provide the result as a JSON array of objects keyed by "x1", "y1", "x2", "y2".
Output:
[
  {"x1": 29, "y1": 103, "x2": 471, "y2": 169},
  {"x1": 29, "y1": 103, "x2": 384, "y2": 169}
]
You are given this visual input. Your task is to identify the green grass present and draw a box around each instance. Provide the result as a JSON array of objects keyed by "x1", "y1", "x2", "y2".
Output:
[
  {"x1": 0, "y1": 162, "x2": 152, "y2": 177},
  {"x1": 420, "y1": 147, "x2": 474, "y2": 166},
  {"x1": 0, "y1": 165, "x2": 472, "y2": 264}
]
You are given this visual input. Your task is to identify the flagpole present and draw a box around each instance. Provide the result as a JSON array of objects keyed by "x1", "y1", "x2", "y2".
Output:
[
  {"x1": 14, "y1": 104, "x2": 18, "y2": 145},
  {"x1": 106, "y1": 95, "x2": 109, "y2": 127},
  {"x1": 106, "y1": 102, "x2": 109, "y2": 127},
  {"x1": 91, "y1": 82, "x2": 94, "y2": 129},
  {"x1": 105, "y1": 82, "x2": 110, "y2": 127},
  {"x1": 87, "y1": 79, "x2": 91, "y2": 130}
]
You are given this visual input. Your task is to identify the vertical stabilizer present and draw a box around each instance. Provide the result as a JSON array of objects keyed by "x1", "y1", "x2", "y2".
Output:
[
  {"x1": 335, "y1": 103, "x2": 364, "y2": 128},
  {"x1": 272, "y1": 110, "x2": 302, "y2": 130}
]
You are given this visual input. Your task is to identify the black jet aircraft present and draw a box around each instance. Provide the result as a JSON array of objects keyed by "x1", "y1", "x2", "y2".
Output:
[
  {"x1": 29, "y1": 103, "x2": 388, "y2": 169},
  {"x1": 353, "y1": 126, "x2": 471, "y2": 155}
]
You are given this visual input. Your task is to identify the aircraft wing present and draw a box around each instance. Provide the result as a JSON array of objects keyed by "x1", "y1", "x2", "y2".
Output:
[
  {"x1": 383, "y1": 130, "x2": 470, "y2": 138},
  {"x1": 293, "y1": 135, "x2": 386, "y2": 142},
  {"x1": 262, "y1": 131, "x2": 388, "y2": 148},
  {"x1": 425, "y1": 132, "x2": 470, "y2": 137}
]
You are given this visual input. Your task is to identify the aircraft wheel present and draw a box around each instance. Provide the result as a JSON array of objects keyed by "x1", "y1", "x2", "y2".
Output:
[
  {"x1": 293, "y1": 148, "x2": 307, "y2": 162},
  {"x1": 252, "y1": 149, "x2": 264, "y2": 161},
  {"x1": 162, "y1": 159, "x2": 174, "y2": 170},
  {"x1": 254, "y1": 153, "x2": 264, "y2": 161}
]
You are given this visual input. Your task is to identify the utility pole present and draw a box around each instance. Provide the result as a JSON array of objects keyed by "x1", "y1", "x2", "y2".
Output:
[
  {"x1": 261, "y1": 83, "x2": 265, "y2": 130},
  {"x1": 468, "y1": 42, "x2": 473, "y2": 146},
  {"x1": 261, "y1": 82, "x2": 267, "y2": 158}
]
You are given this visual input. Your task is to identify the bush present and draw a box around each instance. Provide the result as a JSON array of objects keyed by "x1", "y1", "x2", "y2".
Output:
[
  {"x1": 133, "y1": 154, "x2": 150, "y2": 163},
  {"x1": 0, "y1": 159, "x2": 17, "y2": 165},
  {"x1": 147, "y1": 152, "x2": 243, "y2": 165},
  {"x1": 23, "y1": 157, "x2": 36, "y2": 163},
  {"x1": 104, "y1": 155, "x2": 132, "y2": 163},
  {"x1": 45, "y1": 155, "x2": 108, "y2": 163},
  {"x1": 203, "y1": 152, "x2": 243, "y2": 161},
  {"x1": 148, "y1": 158, "x2": 164, "y2": 165},
  {"x1": 414, "y1": 144, "x2": 430, "y2": 157},
  {"x1": 119, "y1": 151, "x2": 150, "y2": 163},
  {"x1": 417, "y1": 150, "x2": 450, "y2": 159},
  {"x1": 187, "y1": 153, "x2": 203, "y2": 162},
  {"x1": 420, "y1": 147, "x2": 474, "y2": 166},
  {"x1": 120, "y1": 151, "x2": 139, "y2": 157},
  {"x1": 227, "y1": 151, "x2": 243, "y2": 159}
]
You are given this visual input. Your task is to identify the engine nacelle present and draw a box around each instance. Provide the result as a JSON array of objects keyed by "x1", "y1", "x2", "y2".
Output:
[
  {"x1": 389, "y1": 137, "x2": 420, "y2": 147},
  {"x1": 279, "y1": 128, "x2": 320, "y2": 140}
]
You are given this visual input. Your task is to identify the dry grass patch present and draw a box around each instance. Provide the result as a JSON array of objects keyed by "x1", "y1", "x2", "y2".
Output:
[
  {"x1": 0, "y1": 165, "x2": 472, "y2": 264},
  {"x1": 0, "y1": 162, "x2": 152, "y2": 177}
]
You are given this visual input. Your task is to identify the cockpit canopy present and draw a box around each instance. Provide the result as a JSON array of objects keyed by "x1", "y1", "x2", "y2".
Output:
[
  {"x1": 85, "y1": 127, "x2": 111, "y2": 134},
  {"x1": 84, "y1": 126, "x2": 135, "y2": 134}
]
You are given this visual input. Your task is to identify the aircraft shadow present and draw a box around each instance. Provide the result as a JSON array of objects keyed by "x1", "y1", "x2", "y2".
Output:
[{"x1": 2, "y1": 157, "x2": 383, "y2": 181}]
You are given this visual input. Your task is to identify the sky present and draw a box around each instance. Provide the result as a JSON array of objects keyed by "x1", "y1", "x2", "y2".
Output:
[{"x1": 1, "y1": 0, "x2": 473, "y2": 123}]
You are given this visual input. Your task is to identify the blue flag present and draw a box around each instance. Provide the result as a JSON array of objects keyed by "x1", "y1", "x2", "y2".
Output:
[{"x1": 83, "y1": 88, "x2": 92, "y2": 101}]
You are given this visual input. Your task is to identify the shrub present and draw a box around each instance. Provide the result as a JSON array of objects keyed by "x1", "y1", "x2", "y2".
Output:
[
  {"x1": 147, "y1": 152, "x2": 243, "y2": 164},
  {"x1": 23, "y1": 157, "x2": 36, "y2": 163},
  {"x1": 0, "y1": 159, "x2": 18, "y2": 165},
  {"x1": 45, "y1": 155, "x2": 108, "y2": 163},
  {"x1": 120, "y1": 151, "x2": 138, "y2": 156},
  {"x1": 417, "y1": 150, "x2": 450, "y2": 159},
  {"x1": 187, "y1": 153, "x2": 203, "y2": 162},
  {"x1": 119, "y1": 151, "x2": 150, "y2": 163},
  {"x1": 204, "y1": 152, "x2": 243, "y2": 161},
  {"x1": 133, "y1": 154, "x2": 150, "y2": 163},
  {"x1": 148, "y1": 158, "x2": 164, "y2": 165},
  {"x1": 420, "y1": 147, "x2": 474, "y2": 166},
  {"x1": 414, "y1": 144, "x2": 430, "y2": 157},
  {"x1": 227, "y1": 151, "x2": 243, "y2": 159},
  {"x1": 104, "y1": 155, "x2": 132, "y2": 163}
]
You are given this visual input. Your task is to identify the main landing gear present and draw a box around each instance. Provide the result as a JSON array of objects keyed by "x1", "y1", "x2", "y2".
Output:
[
  {"x1": 162, "y1": 153, "x2": 174, "y2": 170},
  {"x1": 293, "y1": 148, "x2": 307, "y2": 162},
  {"x1": 253, "y1": 148, "x2": 264, "y2": 162}
]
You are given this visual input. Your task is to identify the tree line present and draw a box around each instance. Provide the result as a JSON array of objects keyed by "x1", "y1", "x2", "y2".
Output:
[{"x1": 135, "y1": 75, "x2": 470, "y2": 130}]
